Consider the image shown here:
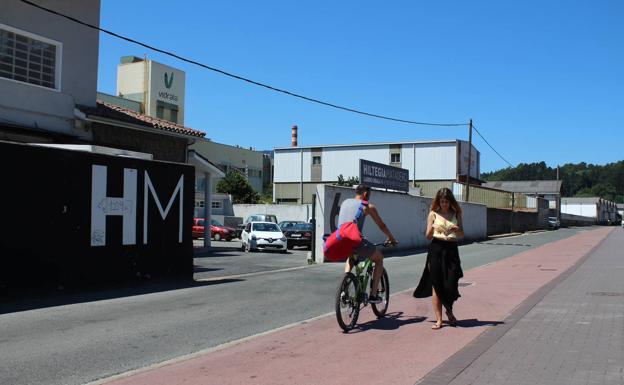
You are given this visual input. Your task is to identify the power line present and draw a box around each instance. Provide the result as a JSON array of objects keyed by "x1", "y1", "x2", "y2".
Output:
[
  {"x1": 20, "y1": 0, "x2": 466, "y2": 128},
  {"x1": 472, "y1": 124, "x2": 514, "y2": 168}
]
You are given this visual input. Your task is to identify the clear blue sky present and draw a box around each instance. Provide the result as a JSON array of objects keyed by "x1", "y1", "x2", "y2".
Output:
[{"x1": 96, "y1": 0, "x2": 623, "y2": 172}]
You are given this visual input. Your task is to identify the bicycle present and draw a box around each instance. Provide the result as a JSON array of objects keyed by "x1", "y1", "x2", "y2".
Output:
[{"x1": 334, "y1": 240, "x2": 395, "y2": 332}]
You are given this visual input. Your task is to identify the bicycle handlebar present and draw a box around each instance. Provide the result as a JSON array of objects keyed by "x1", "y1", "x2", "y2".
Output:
[{"x1": 372, "y1": 240, "x2": 398, "y2": 247}]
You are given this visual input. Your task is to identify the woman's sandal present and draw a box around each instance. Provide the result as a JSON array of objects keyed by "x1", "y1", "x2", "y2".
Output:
[
  {"x1": 431, "y1": 322, "x2": 443, "y2": 330},
  {"x1": 446, "y1": 310, "x2": 458, "y2": 326}
]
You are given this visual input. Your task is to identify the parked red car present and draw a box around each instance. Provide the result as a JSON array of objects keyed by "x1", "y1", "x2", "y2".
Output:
[{"x1": 192, "y1": 218, "x2": 237, "y2": 241}]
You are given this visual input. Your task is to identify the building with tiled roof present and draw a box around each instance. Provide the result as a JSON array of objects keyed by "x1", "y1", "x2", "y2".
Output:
[{"x1": 83, "y1": 100, "x2": 205, "y2": 138}]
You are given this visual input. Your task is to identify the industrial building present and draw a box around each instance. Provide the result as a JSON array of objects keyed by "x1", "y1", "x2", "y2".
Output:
[
  {"x1": 483, "y1": 180, "x2": 562, "y2": 216},
  {"x1": 104, "y1": 56, "x2": 270, "y2": 208},
  {"x1": 273, "y1": 126, "x2": 480, "y2": 203},
  {"x1": 190, "y1": 140, "x2": 267, "y2": 195},
  {"x1": 561, "y1": 197, "x2": 619, "y2": 225}
]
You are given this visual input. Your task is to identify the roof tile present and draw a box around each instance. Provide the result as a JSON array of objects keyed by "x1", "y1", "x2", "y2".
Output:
[{"x1": 82, "y1": 101, "x2": 206, "y2": 138}]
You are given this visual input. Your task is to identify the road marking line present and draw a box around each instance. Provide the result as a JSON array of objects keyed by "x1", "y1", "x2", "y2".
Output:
[
  {"x1": 195, "y1": 264, "x2": 317, "y2": 282},
  {"x1": 90, "y1": 231, "x2": 586, "y2": 384}
]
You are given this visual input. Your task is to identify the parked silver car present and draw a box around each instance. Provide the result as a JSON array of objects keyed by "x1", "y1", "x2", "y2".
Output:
[{"x1": 548, "y1": 216, "x2": 560, "y2": 229}]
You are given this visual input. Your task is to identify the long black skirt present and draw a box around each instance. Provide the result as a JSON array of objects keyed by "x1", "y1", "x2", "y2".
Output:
[{"x1": 413, "y1": 238, "x2": 464, "y2": 310}]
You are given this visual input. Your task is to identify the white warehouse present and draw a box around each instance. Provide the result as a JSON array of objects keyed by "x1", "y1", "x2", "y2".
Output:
[
  {"x1": 561, "y1": 197, "x2": 619, "y2": 225},
  {"x1": 273, "y1": 138, "x2": 480, "y2": 203}
]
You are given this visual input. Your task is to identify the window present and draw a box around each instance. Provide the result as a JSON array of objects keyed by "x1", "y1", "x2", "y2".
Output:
[
  {"x1": 156, "y1": 100, "x2": 179, "y2": 123},
  {"x1": 195, "y1": 177, "x2": 206, "y2": 192},
  {"x1": 312, "y1": 156, "x2": 321, "y2": 165},
  {"x1": 0, "y1": 24, "x2": 61, "y2": 90},
  {"x1": 277, "y1": 198, "x2": 299, "y2": 204},
  {"x1": 195, "y1": 200, "x2": 205, "y2": 208},
  {"x1": 211, "y1": 201, "x2": 222, "y2": 209},
  {"x1": 391, "y1": 153, "x2": 401, "y2": 163},
  {"x1": 252, "y1": 223, "x2": 279, "y2": 232}
]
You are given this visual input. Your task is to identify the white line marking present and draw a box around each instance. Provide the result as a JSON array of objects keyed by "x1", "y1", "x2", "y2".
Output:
[
  {"x1": 86, "y1": 286, "x2": 417, "y2": 384},
  {"x1": 195, "y1": 264, "x2": 316, "y2": 282}
]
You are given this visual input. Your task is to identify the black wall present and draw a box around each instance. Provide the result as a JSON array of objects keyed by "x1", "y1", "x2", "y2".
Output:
[{"x1": 0, "y1": 141, "x2": 194, "y2": 289}]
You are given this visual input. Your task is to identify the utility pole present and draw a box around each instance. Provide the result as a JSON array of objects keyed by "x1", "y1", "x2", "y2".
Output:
[
  {"x1": 556, "y1": 165, "x2": 560, "y2": 223},
  {"x1": 466, "y1": 119, "x2": 473, "y2": 202},
  {"x1": 300, "y1": 148, "x2": 303, "y2": 204}
]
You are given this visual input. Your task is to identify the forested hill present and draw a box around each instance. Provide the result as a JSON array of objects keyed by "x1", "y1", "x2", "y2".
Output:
[{"x1": 481, "y1": 161, "x2": 624, "y2": 203}]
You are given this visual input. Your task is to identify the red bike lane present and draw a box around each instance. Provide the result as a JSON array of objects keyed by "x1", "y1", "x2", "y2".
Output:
[{"x1": 97, "y1": 227, "x2": 612, "y2": 385}]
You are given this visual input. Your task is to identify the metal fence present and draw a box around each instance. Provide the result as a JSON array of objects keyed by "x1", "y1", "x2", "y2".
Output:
[{"x1": 418, "y1": 181, "x2": 538, "y2": 210}]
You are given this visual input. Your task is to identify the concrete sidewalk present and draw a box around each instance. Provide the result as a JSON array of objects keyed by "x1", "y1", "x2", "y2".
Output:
[
  {"x1": 435, "y1": 227, "x2": 624, "y2": 385},
  {"x1": 94, "y1": 227, "x2": 614, "y2": 385}
]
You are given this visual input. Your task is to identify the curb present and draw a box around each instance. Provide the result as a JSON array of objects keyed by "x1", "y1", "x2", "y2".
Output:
[{"x1": 414, "y1": 227, "x2": 614, "y2": 385}]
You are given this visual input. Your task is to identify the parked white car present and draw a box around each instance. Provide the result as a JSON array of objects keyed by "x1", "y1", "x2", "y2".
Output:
[{"x1": 241, "y1": 221, "x2": 287, "y2": 253}]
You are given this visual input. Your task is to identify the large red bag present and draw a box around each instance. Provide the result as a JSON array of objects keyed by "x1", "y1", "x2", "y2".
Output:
[{"x1": 323, "y1": 221, "x2": 363, "y2": 262}]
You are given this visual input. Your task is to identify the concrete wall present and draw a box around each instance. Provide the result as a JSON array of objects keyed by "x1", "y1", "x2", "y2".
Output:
[
  {"x1": 233, "y1": 204, "x2": 313, "y2": 223},
  {"x1": 0, "y1": 0, "x2": 100, "y2": 136},
  {"x1": 91, "y1": 122, "x2": 187, "y2": 163},
  {"x1": 537, "y1": 197, "x2": 550, "y2": 228},
  {"x1": 486, "y1": 206, "x2": 549, "y2": 235},
  {"x1": 561, "y1": 202, "x2": 597, "y2": 218},
  {"x1": 313, "y1": 185, "x2": 487, "y2": 263},
  {"x1": 0, "y1": 141, "x2": 194, "y2": 289},
  {"x1": 561, "y1": 213, "x2": 595, "y2": 227}
]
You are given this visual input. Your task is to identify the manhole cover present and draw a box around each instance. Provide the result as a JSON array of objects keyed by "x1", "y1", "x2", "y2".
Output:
[
  {"x1": 458, "y1": 282, "x2": 474, "y2": 287},
  {"x1": 588, "y1": 292, "x2": 624, "y2": 297}
]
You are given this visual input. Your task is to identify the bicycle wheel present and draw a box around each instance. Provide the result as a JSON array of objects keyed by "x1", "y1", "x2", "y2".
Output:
[
  {"x1": 335, "y1": 272, "x2": 360, "y2": 331},
  {"x1": 371, "y1": 268, "x2": 390, "y2": 318}
]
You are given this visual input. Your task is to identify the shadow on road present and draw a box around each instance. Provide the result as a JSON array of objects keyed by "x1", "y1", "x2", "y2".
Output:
[
  {"x1": 349, "y1": 312, "x2": 427, "y2": 333},
  {"x1": 193, "y1": 266, "x2": 223, "y2": 273},
  {"x1": 194, "y1": 246, "x2": 245, "y2": 258},
  {"x1": 0, "y1": 277, "x2": 243, "y2": 315},
  {"x1": 454, "y1": 318, "x2": 505, "y2": 328},
  {"x1": 195, "y1": 246, "x2": 296, "y2": 258}
]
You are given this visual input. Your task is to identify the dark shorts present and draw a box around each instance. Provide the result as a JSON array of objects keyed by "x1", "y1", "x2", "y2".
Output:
[{"x1": 353, "y1": 239, "x2": 376, "y2": 263}]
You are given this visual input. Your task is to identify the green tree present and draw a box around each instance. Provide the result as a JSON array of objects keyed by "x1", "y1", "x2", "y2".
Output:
[
  {"x1": 216, "y1": 171, "x2": 260, "y2": 204},
  {"x1": 482, "y1": 160, "x2": 624, "y2": 203},
  {"x1": 259, "y1": 184, "x2": 273, "y2": 204},
  {"x1": 335, "y1": 174, "x2": 360, "y2": 187},
  {"x1": 346, "y1": 176, "x2": 360, "y2": 186}
]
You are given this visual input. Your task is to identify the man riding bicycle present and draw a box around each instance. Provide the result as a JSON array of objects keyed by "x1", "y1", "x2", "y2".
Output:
[{"x1": 338, "y1": 184, "x2": 397, "y2": 303}]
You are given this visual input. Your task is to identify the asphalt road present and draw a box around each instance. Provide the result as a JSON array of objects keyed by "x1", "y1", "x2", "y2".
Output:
[
  {"x1": 0, "y1": 228, "x2": 595, "y2": 385},
  {"x1": 193, "y1": 239, "x2": 312, "y2": 279}
]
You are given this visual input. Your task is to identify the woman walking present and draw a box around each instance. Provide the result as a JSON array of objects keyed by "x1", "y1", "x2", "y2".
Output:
[{"x1": 414, "y1": 187, "x2": 464, "y2": 329}]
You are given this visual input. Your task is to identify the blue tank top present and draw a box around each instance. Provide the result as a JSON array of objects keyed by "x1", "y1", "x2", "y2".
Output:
[{"x1": 337, "y1": 198, "x2": 367, "y2": 232}]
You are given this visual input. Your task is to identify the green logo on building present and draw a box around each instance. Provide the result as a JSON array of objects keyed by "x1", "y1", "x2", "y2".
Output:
[{"x1": 164, "y1": 72, "x2": 174, "y2": 89}]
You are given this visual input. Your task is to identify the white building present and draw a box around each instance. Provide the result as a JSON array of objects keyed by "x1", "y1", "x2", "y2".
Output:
[
  {"x1": 561, "y1": 197, "x2": 619, "y2": 224},
  {"x1": 190, "y1": 140, "x2": 266, "y2": 194},
  {"x1": 1, "y1": 0, "x2": 101, "y2": 143},
  {"x1": 117, "y1": 56, "x2": 185, "y2": 125},
  {"x1": 273, "y1": 139, "x2": 480, "y2": 204}
]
